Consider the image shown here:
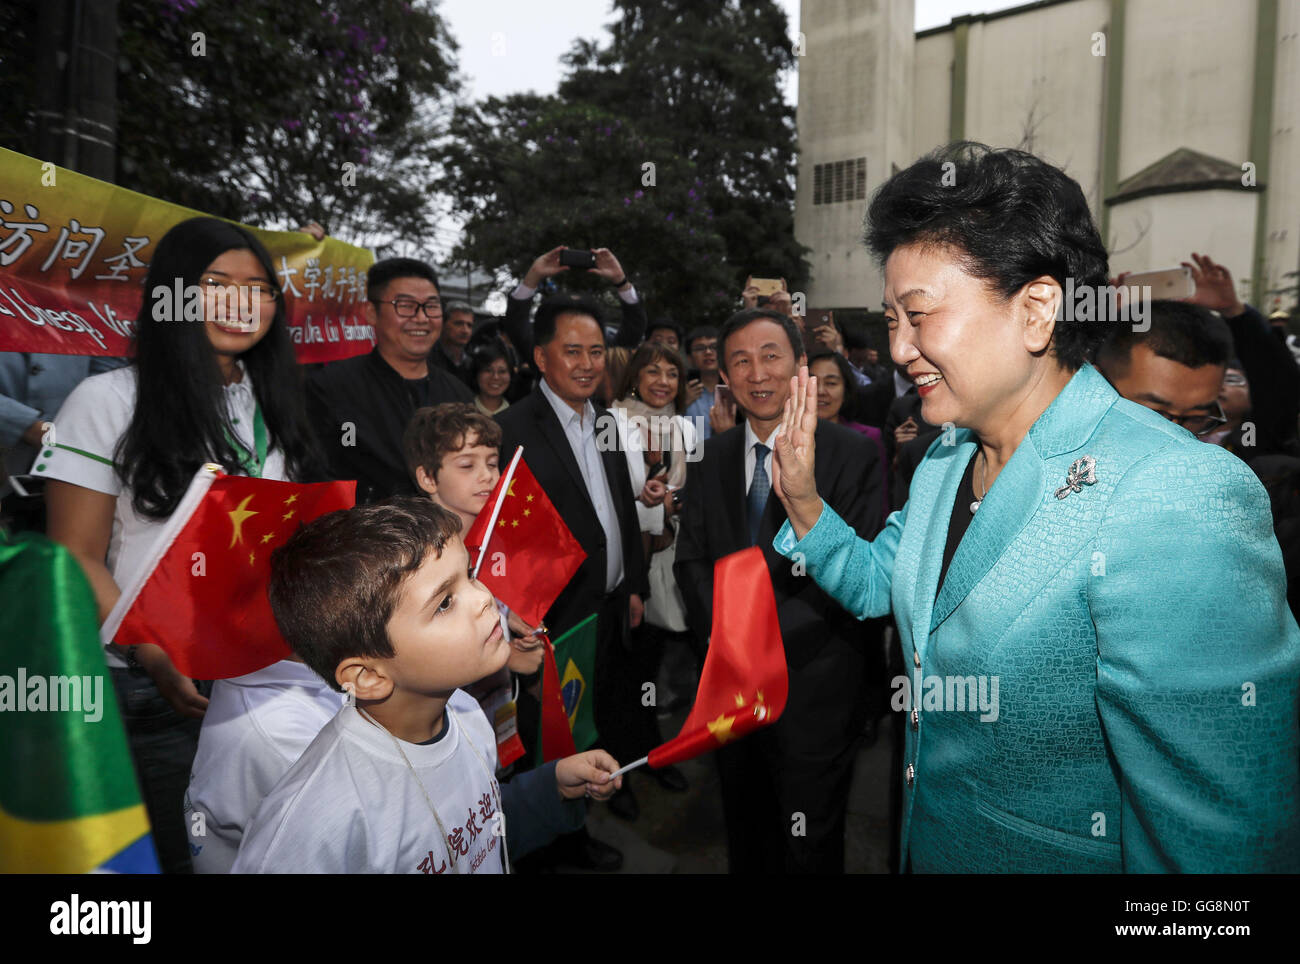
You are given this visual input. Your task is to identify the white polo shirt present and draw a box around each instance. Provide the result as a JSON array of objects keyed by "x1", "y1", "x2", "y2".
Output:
[
  {"x1": 32, "y1": 364, "x2": 287, "y2": 667},
  {"x1": 186, "y1": 659, "x2": 346, "y2": 874}
]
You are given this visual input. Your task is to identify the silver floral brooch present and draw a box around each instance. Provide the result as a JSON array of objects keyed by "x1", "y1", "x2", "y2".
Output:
[{"x1": 1054, "y1": 455, "x2": 1097, "y2": 500}]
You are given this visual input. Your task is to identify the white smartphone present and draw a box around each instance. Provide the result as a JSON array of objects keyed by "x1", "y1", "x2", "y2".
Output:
[{"x1": 1123, "y1": 266, "x2": 1195, "y2": 301}]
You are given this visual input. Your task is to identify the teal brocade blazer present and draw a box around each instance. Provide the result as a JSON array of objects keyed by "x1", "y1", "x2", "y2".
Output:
[{"x1": 775, "y1": 363, "x2": 1300, "y2": 872}]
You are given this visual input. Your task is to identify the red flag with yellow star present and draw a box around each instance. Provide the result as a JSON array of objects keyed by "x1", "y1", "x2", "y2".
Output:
[
  {"x1": 647, "y1": 546, "x2": 787, "y2": 768},
  {"x1": 463, "y1": 447, "x2": 586, "y2": 628},
  {"x1": 100, "y1": 465, "x2": 355, "y2": 679}
]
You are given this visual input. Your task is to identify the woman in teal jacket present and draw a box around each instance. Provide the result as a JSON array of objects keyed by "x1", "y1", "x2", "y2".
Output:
[{"x1": 771, "y1": 143, "x2": 1300, "y2": 873}]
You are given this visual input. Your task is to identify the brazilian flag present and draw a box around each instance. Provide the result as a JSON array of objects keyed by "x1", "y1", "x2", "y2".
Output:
[
  {"x1": 538, "y1": 612, "x2": 600, "y2": 764},
  {"x1": 0, "y1": 529, "x2": 158, "y2": 873}
]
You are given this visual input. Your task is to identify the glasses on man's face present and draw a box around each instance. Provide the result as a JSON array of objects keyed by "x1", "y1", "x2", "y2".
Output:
[
  {"x1": 378, "y1": 297, "x2": 442, "y2": 318},
  {"x1": 692, "y1": 343, "x2": 718, "y2": 355},
  {"x1": 1152, "y1": 399, "x2": 1229, "y2": 437},
  {"x1": 1222, "y1": 372, "x2": 1248, "y2": 388},
  {"x1": 201, "y1": 277, "x2": 281, "y2": 304}
]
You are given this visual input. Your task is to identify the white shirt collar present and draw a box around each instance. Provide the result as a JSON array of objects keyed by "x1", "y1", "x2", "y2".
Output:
[
  {"x1": 539, "y1": 377, "x2": 592, "y2": 430},
  {"x1": 744, "y1": 418, "x2": 782, "y2": 453}
]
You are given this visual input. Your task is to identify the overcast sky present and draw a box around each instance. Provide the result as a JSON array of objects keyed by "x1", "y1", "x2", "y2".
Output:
[{"x1": 438, "y1": 0, "x2": 1028, "y2": 104}]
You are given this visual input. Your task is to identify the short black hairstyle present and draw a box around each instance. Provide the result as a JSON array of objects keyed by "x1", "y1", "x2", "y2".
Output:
[
  {"x1": 469, "y1": 339, "x2": 514, "y2": 379},
  {"x1": 685, "y1": 325, "x2": 720, "y2": 354},
  {"x1": 366, "y1": 257, "x2": 440, "y2": 303},
  {"x1": 1095, "y1": 300, "x2": 1233, "y2": 379},
  {"x1": 533, "y1": 292, "x2": 606, "y2": 347},
  {"x1": 842, "y1": 327, "x2": 868, "y2": 351},
  {"x1": 647, "y1": 317, "x2": 685, "y2": 345},
  {"x1": 268, "y1": 498, "x2": 462, "y2": 692},
  {"x1": 718, "y1": 308, "x2": 805, "y2": 373},
  {"x1": 806, "y1": 349, "x2": 860, "y2": 416},
  {"x1": 865, "y1": 142, "x2": 1111, "y2": 370}
]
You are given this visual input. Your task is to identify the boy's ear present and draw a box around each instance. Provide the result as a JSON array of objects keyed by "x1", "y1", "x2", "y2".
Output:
[
  {"x1": 415, "y1": 465, "x2": 439, "y2": 496},
  {"x1": 336, "y1": 658, "x2": 393, "y2": 702}
]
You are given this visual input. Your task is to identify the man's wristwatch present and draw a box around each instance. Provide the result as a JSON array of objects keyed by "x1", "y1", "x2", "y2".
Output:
[{"x1": 124, "y1": 644, "x2": 146, "y2": 676}]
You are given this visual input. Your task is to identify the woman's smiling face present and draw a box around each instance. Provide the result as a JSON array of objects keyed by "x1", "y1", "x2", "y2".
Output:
[{"x1": 883, "y1": 243, "x2": 1057, "y2": 433}]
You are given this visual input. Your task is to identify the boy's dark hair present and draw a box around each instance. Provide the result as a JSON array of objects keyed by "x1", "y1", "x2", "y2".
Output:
[
  {"x1": 865, "y1": 141, "x2": 1111, "y2": 371},
  {"x1": 647, "y1": 317, "x2": 685, "y2": 345},
  {"x1": 685, "y1": 325, "x2": 719, "y2": 353},
  {"x1": 615, "y1": 342, "x2": 689, "y2": 410},
  {"x1": 718, "y1": 308, "x2": 805, "y2": 373},
  {"x1": 268, "y1": 498, "x2": 462, "y2": 692},
  {"x1": 366, "y1": 257, "x2": 440, "y2": 303},
  {"x1": 402, "y1": 402, "x2": 503, "y2": 486},
  {"x1": 1095, "y1": 300, "x2": 1234, "y2": 378},
  {"x1": 533, "y1": 293, "x2": 606, "y2": 347}
]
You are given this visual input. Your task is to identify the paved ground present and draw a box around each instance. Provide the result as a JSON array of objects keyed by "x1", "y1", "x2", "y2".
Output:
[{"x1": 570, "y1": 698, "x2": 897, "y2": 874}]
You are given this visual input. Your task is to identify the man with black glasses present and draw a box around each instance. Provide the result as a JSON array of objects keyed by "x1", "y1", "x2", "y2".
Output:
[{"x1": 308, "y1": 258, "x2": 472, "y2": 503}]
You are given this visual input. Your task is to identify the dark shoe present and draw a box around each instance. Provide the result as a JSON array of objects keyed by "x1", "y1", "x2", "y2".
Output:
[
  {"x1": 649, "y1": 764, "x2": 688, "y2": 793},
  {"x1": 607, "y1": 784, "x2": 639, "y2": 822},
  {"x1": 564, "y1": 836, "x2": 623, "y2": 872}
]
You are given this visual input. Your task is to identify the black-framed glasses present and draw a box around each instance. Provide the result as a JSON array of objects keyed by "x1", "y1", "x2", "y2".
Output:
[
  {"x1": 691, "y1": 342, "x2": 718, "y2": 355},
  {"x1": 376, "y1": 297, "x2": 442, "y2": 318},
  {"x1": 1152, "y1": 399, "x2": 1229, "y2": 437},
  {"x1": 200, "y1": 277, "x2": 282, "y2": 304}
]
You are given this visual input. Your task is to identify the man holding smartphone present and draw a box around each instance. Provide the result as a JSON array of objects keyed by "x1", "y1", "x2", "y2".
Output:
[{"x1": 503, "y1": 246, "x2": 647, "y2": 359}]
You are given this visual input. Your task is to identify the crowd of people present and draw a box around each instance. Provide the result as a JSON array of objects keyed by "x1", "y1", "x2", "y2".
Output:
[{"x1": 3, "y1": 141, "x2": 1299, "y2": 874}]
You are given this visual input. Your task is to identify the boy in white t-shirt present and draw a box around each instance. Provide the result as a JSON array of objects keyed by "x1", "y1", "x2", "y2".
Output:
[
  {"x1": 184, "y1": 659, "x2": 346, "y2": 873},
  {"x1": 232, "y1": 498, "x2": 622, "y2": 874}
]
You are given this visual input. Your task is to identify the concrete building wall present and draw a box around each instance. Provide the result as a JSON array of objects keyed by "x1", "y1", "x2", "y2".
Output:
[
  {"x1": 912, "y1": 31, "x2": 952, "y2": 157},
  {"x1": 1118, "y1": 0, "x2": 1255, "y2": 182},
  {"x1": 1263, "y1": 0, "x2": 1300, "y2": 307},
  {"x1": 1110, "y1": 190, "x2": 1258, "y2": 296},
  {"x1": 795, "y1": 0, "x2": 914, "y2": 310},
  {"x1": 796, "y1": 0, "x2": 1299, "y2": 312},
  {"x1": 962, "y1": 0, "x2": 1109, "y2": 210}
]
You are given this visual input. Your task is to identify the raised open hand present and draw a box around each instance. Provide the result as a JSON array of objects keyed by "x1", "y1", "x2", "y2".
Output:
[{"x1": 771, "y1": 366, "x2": 824, "y2": 539}]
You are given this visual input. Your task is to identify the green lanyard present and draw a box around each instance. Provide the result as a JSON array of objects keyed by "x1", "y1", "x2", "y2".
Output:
[{"x1": 226, "y1": 403, "x2": 268, "y2": 478}]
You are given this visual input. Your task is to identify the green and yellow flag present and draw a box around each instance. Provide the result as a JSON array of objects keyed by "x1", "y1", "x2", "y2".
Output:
[
  {"x1": 537, "y1": 612, "x2": 600, "y2": 765},
  {"x1": 0, "y1": 529, "x2": 158, "y2": 873}
]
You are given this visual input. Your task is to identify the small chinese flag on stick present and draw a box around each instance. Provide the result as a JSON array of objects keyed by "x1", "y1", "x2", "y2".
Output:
[
  {"x1": 611, "y1": 547, "x2": 787, "y2": 778},
  {"x1": 101, "y1": 465, "x2": 356, "y2": 679},
  {"x1": 463, "y1": 447, "x2": 586, "y2": 628},
  {"x1": 464, "y1": 447, "x2": 589, "y2": 763}
]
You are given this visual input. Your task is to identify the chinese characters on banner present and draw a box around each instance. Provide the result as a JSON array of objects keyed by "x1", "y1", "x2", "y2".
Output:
[{"x1": 0, "y1": 147, "x2": 376, "y2": 364}]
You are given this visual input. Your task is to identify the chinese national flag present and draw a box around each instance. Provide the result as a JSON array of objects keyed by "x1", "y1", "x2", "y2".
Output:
[
  {"x1": 101, "y1": 467, "x2": 356, "y2": 679},
  {"x1": 464, "y1": 448, "x2": 588, "y2": 763},
  {"x1": 463, "y1": 448, "x2": 586, "y2": 628},
  {"x1": 647, "y1": 547, "x2": 787, "y2": 768}
]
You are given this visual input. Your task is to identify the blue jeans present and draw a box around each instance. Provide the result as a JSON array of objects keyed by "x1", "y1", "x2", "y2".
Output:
[{"x1": 109, "y1": 667, "x2": 209, "y2": 874}]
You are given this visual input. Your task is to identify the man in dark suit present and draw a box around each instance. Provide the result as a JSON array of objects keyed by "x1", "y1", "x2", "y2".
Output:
[
  {"x1": 307, "y1": 259, "x2": 472, "y2": 503},
  {"x1": 495, "y1": 293, "x2": 651, "y2": 870},
  {"x1": 674, "y1": 308, "x2": 883, "y2": 874}
]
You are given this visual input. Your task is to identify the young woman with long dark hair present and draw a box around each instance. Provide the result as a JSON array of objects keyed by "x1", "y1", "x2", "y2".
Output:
[{"x1": 37, "y1": 217, "x2": 320, "y2": 873}]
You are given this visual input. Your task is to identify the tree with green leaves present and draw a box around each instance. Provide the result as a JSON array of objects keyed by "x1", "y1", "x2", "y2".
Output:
[
  {"x1": 444, "y1": 95, "x2": 735, "y2": 321},
  {"x1": 1, "y1": 0, "x2": 460, "y2": 251},
  {"x1": 443, "y1": 0, "x2": 806, "y2": 319}
]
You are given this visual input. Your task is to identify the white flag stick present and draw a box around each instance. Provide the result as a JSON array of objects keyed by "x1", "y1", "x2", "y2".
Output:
[
  {"x1": 607, "y1": 756, "x2": 649, "y2": 781},
  {"x1": 472, "y1": 445, "x2": 523, "y2": 580},
  {"x1": 100, "y1": 462, "x2": 221, "y2": 645}
]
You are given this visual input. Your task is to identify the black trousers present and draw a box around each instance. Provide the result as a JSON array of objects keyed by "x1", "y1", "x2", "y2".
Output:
[
  {"x1": 592, "y1": 589, "x2": 660, "y2": 767},
  {"x1": 715, "y1": 626, "x2": 871, "y2": 874}
]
